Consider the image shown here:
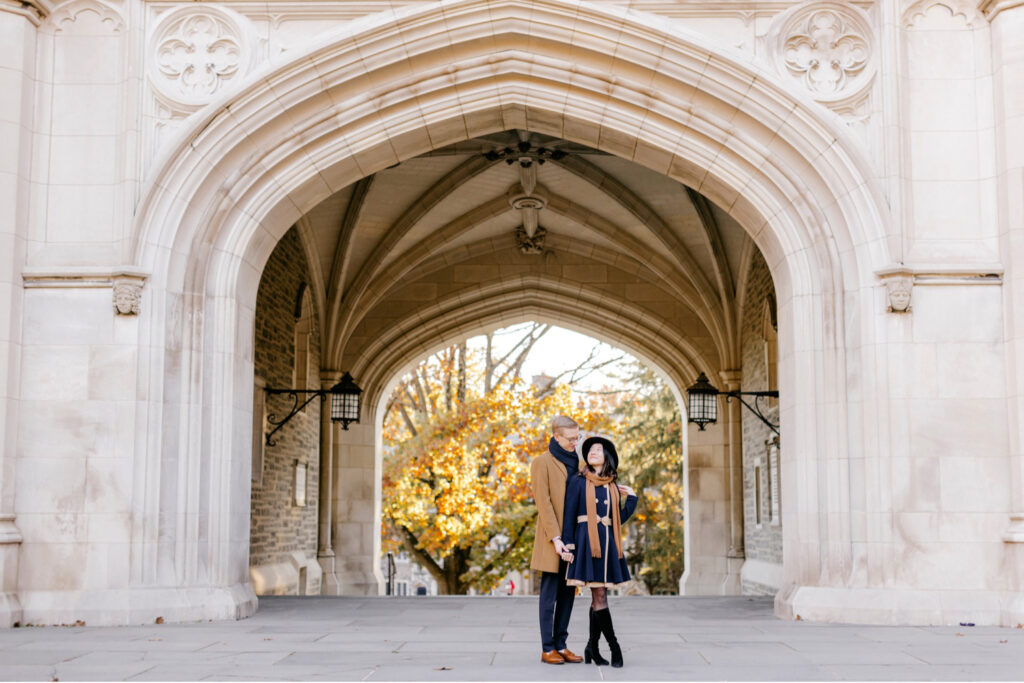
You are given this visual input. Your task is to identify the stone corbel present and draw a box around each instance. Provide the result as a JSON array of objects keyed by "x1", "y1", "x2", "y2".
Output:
[
  {"x1": 112, "y1": 275, "x2": 145, "y2": 316},
  {"x1": 0, "y1": 514, "x2": 21, "y2": 546},
  {"x1": 1004, "y1": 513, "x2": 1024, "y2": 543},
  {"x1": 0, "y1": 0, "x2": 53, "y2": 26},
  {"x1": 884, "y1": 276, "x2": 913, "y2": 313},
  {"x1": 978, "y1": 0, "x2": 1024, "y2": 20}
]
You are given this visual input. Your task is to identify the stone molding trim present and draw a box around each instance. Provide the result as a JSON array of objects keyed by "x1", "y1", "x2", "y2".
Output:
[
  {"x1": 767, "y1": 1, "x2": 876, "y2": 114},
  {"x1": 22, "y1": 266, "x2": 150, "y2": 289},
  {"x1": 979, "y1": 0, "x2": 1024, "y2": 19},
  {"x1": 148, "y1": 4, "x2": 253, "y2": 113},
  {"x1": 0, "y1": 0, "x2": 53, "y2": 25},
  {"x1": 49, "y1": 0, "x2": 123, "y2": 32},
  {"x1": 903, "y1": 0, "x2": 988, "y2": 27},
  {"x1": 875, "y1": 264, "x2": 1004, "y2": 286}
]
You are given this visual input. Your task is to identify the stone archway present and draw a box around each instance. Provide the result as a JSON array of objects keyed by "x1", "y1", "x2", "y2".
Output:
[{"x1": 127, "y1": 0, "x2": 892, "y2": 624}]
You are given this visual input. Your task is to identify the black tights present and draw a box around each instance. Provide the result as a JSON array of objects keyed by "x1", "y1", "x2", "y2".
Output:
[{"x1": 591, "y1": 586, "x2": 608, "y2": 611}]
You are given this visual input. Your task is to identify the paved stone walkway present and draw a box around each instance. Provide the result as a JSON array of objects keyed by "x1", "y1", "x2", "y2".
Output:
[{"x1": 1, "y1": 596, "x2": 1023, "y2": 681}]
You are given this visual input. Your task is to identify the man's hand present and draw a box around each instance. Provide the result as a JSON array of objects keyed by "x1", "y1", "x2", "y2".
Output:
[{"x1": 554, "y1": 538, "x2": 567, "y2": 555}]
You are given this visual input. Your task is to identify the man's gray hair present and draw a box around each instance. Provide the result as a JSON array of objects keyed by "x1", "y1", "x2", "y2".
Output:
[{"x1": 551, "y1": 415, "x2": 579, "y2": 433}]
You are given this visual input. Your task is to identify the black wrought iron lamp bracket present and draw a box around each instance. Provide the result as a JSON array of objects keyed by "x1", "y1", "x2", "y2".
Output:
[
  {"x1": 264, "y1": 389, "x2": 327, "y2": 447},
  {"x1": 722, "y1": 390, "x2": 780, "y2": 435}
]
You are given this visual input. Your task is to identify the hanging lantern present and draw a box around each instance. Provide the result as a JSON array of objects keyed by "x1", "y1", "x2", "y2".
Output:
[
  {"x1": 686, "y1": 372, "x2": 719, "y2": 430},
  {"x1": 329, "y1": 372, "x2": 362, "y2": 430}
]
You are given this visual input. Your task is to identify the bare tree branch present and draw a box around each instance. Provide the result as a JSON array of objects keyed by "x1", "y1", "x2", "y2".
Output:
[
  {"x1": 397, "y1": 401, "x2": 418, "y2": 437},
  {"x1": 399, "y1": 525, "x2": 446, "y2": 590},
  {"x1": 493, "y1": 323, "x2": 550, "y2": 390},
  {"x1": 456, "y1": 341, "x2": 467, "y2": 405}
]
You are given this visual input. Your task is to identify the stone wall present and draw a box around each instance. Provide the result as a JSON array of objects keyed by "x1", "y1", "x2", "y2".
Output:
[
  {"x1": 739, "y1": 250, "x2": 783, "y2": 596},
  {"x1": 250, "y1": 228, "x2": 322, "y2": 596}
]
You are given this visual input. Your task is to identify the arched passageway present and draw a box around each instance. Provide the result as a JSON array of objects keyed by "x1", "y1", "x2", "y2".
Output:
[{"x1": 123, "y1": 0, "x2": 899, "y2": 625}]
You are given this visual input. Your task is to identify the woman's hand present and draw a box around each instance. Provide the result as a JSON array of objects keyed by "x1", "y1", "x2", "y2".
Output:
[
  {"x1": 560, "y1": 550, "x2": 574, "y2": 563},
  {"x1": 617, "y1": 484, "x2": 636, "y2": 497}
]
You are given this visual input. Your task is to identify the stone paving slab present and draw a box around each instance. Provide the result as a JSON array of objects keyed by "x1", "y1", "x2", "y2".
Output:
[{"x1": 1, "y1": 596, "x2": 1024, "y2": 681}]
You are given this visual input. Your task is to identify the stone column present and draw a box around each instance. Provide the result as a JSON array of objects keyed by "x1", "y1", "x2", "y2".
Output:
[
  {"x1": 332, "y1": 414, "x2": 383, "y2": 595},
  {"x1": 0, "y1": 0, "x2": 42, "y2": 628},
  {"x1": 989, "y1": 0, "x2": 1024, "y2": 588},
  {"x1": 720, "y1": 370, "x2": 746, "y2": 570},
  {"x1": 318, "y1": 371, "x2": 340, "y2": 594},
  {"x1": 681, "y1": 416, "x2": 742, "y2": 595}
]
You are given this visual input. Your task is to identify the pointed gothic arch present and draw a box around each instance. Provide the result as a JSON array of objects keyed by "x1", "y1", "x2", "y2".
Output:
[{"x1": 125, "y1": 0, "x2": 893, "y2": 621}]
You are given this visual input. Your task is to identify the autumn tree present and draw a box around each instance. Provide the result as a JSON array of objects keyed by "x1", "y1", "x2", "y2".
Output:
[
  {"x1": 381, "y1": 323, "x2": 618, "y2": 594},
  {"x1": 611, "y1": 362, "x2": 686, "y2": 594}
]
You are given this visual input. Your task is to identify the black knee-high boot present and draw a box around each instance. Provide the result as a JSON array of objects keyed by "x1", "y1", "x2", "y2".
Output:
[
  {"x1": 584, "y1": 608, "x2": 609, "y2": 665},
  {"x1": 597, "y1": 608, "x2": 623, "y2": 667}
]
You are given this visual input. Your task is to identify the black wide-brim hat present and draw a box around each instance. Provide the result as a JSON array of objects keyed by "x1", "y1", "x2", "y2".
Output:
[{"x1": 580, "y1": 436, "x2": 618, "y2": 471}]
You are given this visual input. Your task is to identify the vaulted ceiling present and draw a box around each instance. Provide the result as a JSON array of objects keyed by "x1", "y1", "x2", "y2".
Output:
[{"x1": 287, "y1": 130, "x2": 764, "y2": 405}]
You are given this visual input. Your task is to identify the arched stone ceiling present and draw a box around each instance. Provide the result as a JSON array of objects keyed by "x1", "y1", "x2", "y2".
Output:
[{"x1": 295, "y1": 130, "x2": 757, "y2": 392}]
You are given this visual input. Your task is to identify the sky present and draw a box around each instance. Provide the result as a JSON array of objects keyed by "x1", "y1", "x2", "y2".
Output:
[{"x1": 465, "y1": 322, "x2": 639, "y2": 392}]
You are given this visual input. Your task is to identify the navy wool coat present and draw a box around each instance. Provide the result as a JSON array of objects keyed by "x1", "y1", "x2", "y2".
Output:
[{"x1": 562, "y1": 472, "x2": 638, "y2": 587}]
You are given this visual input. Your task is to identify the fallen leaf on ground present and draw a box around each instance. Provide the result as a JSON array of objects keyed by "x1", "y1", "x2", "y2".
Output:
[{"x1": 434, "y1": 666, "x2": 452, "y2": 671}]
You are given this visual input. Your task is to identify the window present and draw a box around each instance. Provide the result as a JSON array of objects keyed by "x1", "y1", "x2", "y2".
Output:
[
  {"x1": 252, "y1": 375, "x2": 266, "y2": 484},
  {"x1": 768, "y1": 436, "x2": 781, "y2": 526},
  {"x1": 293, "y1": 283, "x2": 314, "y2": 389},
  {"x1": 294, "y1": 460, "x2": 307, "y2": 507},
  {"x1": 762, "y1": 296, "x2": 778, "y2": 395},
  {"x1": 754, "y1": 457, "x2": 763, "y2": 528}
]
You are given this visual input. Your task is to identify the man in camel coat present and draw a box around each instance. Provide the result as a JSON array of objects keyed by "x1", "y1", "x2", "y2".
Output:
[{"x1": 530, "y1": 415, "x2": 584, "y2": 665}]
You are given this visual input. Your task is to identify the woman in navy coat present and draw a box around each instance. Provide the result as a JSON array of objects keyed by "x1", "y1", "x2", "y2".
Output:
[{"x1": 561, "y1": 436, "x2": 637, "y2": 667}]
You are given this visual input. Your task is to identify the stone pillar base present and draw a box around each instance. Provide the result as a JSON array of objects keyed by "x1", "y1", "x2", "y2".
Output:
[
  {"x1": 318, "y1": 553, "x2": 343, "y2": 595},
  {"x1": 0, "y1": 592, "x2": 22, "y2": 627},
  {"x1": 681, "y1": 557, "x2": 744, "y2": 595},
  {"x1": 331, "y1": 557, "x2": 383, "y2": 596},
  {"x1": 14, "y1": 583, "x2": 257, "y2": 627},
  {"x1": 776, "y1": 583, "x2": 1024, "y2": 626}
]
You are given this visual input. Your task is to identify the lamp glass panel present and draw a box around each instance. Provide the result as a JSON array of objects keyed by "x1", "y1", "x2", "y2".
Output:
[{"x1": 689, "y1": 391, "x2": 717, "y2": 423}]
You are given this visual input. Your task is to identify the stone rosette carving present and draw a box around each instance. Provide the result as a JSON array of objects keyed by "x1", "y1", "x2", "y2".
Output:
[
  {"x1": 113, "y1": 280, "x2": 142, "y2": 316},
  {"x1": 768, "y1": 2, "x2": 876, "y2": 111},
  {"x1": 148, "y1": 6, "x2": 252, "y2": 111}
]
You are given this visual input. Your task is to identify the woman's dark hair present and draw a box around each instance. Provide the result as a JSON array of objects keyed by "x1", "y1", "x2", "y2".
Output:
[{"x1": 586, "y1": 458, "x2": 617, "y2": 480}]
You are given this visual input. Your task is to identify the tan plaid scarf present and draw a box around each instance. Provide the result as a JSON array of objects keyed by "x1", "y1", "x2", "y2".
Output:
[{"x1": 583, "y1": 471, "x2": 623, "y2": 559}]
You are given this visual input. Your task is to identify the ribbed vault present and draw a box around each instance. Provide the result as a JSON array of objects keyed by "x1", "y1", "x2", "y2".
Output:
[{"x1": 287, "y1": 130, "x2": 747, "y2": 408}]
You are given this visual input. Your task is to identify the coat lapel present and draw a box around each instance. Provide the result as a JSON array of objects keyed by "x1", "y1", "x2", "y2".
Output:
[{"x1": 548, "y1": 449, "x2": 568, "y2": 478}]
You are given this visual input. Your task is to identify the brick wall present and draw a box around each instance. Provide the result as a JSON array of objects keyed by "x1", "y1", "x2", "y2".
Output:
[
  {"x1": 739, "y1": 249, "x2": 783, "y2": 595},
  {"x1": 250, "y1": 227, "x2": 321, "y2": 592}
]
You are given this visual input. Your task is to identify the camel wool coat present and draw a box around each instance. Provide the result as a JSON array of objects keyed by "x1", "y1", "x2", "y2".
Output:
[{"x1": 529, "y1": 449, "x2": 578, "y2": 573}]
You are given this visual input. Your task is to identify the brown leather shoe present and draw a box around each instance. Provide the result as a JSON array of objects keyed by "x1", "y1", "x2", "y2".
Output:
[
  {"x1": 541, "y1": 650, "x2": 565, "y2": 664},
  {"x1": 559, "y1": 648, "x2": 583, "y2": 663}
]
